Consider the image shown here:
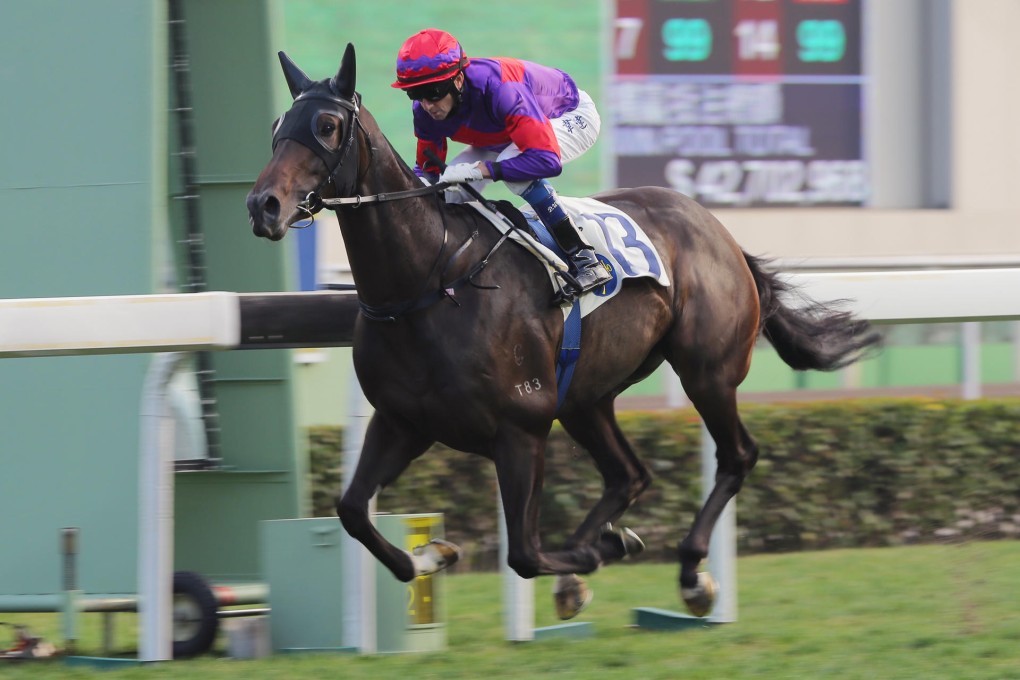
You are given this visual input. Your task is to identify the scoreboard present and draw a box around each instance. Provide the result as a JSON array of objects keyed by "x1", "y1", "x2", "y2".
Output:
[{"x1": 611, "y1": 0, "x2": 866, "y2": 207}]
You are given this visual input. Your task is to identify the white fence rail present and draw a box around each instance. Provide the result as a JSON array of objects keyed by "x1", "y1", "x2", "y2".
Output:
[
  {"x1": 785, "y1": 268, "x2": 1020, "y2": 323},
  {"x1": 4, "y1": 269, "x2": 1018, "y2": 359}
]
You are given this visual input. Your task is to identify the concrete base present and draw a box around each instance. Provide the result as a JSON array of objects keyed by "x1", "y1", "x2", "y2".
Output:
[
  {"x1": 531, "y1": 622, "x2": 595, "y2": 641},
  {"x1": 64, "y1": 657, "x2": 144, "y2": 668},
  {"x1": 631, "y1": 607, "x2": 721, "y2": 631}
]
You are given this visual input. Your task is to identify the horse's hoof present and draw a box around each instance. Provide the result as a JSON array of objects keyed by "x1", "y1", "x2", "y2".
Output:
[
  {"x1": 410, "y1": 539, "x2": 461, "y2": 577},
  {"x1": 617, "y1": 527, "x2": 645, "y2": 557},
  {"x1": 553, "y1": 574, "x2": 593, "y2": 620},
  {"x1": 599, "y1": 525, "x2": 645, "y2": 560},
  {"x1": 680, "y1": 571, "x2": 717, "y2": 618}
]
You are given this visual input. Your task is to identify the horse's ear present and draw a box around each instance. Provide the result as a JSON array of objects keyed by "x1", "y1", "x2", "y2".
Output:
[
  {"x1": 333, "y1": 43, "x2": 356, "y2": 101},
  {"x1": 278, "y1": 51, "x2": 313, "y2": 99}
]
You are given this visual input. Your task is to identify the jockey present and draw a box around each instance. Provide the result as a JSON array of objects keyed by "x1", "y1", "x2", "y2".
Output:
[{"x1": 392, "y1": 28, "x2": 612, "y2": 294}]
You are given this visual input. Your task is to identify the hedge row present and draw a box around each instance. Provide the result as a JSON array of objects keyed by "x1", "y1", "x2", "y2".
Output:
[{"x1": 308, "y1": 398, "x2": 1020, "y2": 569}]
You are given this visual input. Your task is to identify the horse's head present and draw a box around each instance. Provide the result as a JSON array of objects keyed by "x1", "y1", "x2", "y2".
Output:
[{"x1": 246, "y1": 44, "x2": 360, "y2": 241}]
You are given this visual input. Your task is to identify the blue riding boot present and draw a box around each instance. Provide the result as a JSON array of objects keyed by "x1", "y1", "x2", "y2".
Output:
[
  {"x1": 521, "y1": 180, "x2": 612, "y2": 294},
  {"x1": 547, "y1": 215, "x2": 612, "y2": 293}
]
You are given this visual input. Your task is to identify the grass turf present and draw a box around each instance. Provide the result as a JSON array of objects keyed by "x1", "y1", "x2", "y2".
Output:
[{"x1": 2, "y1": 541, "x2": 1018, "y2": 679}]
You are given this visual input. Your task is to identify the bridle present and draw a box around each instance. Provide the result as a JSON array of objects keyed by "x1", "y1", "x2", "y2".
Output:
[
  {"x1": 273, "y1": 84, "x2": 456, "y2": 224},
  {"x1": 272, "y1": 82, "x2": 508, "y2": 322},
  {"x1": 270, "y1": 82, "x2": 365, "y2": 225}
]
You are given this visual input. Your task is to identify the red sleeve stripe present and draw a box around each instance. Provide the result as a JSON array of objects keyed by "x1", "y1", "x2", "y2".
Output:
[
  {"x1": 505, "y1": 114, "x2": 561, "y2": 155},
  {"x1": 498, "y1": 58, "x2": 526, "y2": 83}
]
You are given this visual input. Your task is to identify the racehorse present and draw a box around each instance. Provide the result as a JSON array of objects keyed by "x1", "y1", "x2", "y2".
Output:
[{"x1": 246, "y1": 44, "x2": 881, "y2": 619}]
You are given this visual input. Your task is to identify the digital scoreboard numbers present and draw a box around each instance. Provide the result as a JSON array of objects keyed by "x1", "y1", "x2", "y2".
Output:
[{"x1": 612, "y1": 0, "x2": 866, "y2": 208}]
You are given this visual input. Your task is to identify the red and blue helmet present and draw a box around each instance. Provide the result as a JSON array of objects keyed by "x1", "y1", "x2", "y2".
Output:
[{"x1": 392, "y1": 28, "x2": 469, "y2": 91}]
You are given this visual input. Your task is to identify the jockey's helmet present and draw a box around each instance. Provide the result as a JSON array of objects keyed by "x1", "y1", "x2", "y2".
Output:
[{"x1": 392, "y1": 28, "x2": 469, "y2": 100}]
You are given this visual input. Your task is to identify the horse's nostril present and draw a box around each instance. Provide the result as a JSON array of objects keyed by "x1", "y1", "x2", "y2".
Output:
[{"x1": 263, "y1": 195, "x2": 280, "y2": 219}]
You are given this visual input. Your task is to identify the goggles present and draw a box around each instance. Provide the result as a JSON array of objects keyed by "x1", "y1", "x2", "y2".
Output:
[{"x1": 405, "y1": 78, "x2": 456, "y2": 102}]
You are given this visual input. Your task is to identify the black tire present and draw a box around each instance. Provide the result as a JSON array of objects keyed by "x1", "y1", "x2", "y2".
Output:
[{"x1": 172, "y1": 571, "x2": 219, "y2": 658}]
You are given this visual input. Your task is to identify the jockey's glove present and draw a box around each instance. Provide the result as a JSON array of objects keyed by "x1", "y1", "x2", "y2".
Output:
[{"x1": 440, "y1": 162, "x2": 484, "y2": 185}]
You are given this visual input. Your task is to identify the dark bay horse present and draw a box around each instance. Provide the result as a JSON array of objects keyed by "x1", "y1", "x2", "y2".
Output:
[{"x1": 246, "y1": 44, "x2": 881, "y2": 618}]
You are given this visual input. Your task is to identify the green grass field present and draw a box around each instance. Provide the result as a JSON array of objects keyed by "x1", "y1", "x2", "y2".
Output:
[{"x1": 2, "y1": 542, "x2": 1018, "y2": 679}]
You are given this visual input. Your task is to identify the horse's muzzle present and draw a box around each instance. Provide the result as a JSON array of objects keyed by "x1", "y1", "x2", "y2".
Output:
[{"x1": 246, "y1": 190, "x2": 287, "y2": 241}]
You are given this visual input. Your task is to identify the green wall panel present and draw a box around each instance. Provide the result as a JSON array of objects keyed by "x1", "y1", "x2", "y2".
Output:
[
  {"x1": 182, "y1": 0, "x2": 288, "y2": 183},
  {"x1": 0, "y1": 1, "x2": 165, "y2": 596},
  {"x1": 176, "y1": 472, "x2": 295, "y2": 581},
  {"x1": 169, "y1": 0, "x2": 304, "y2": 578},
  {"x1": 198, "y1": 184, "x2": 295, "y2": 293},
  {"x1": 293, "y1": 348, "x2": 355, "y2": 428},
  {"x1": 0, "y1": 354, "x2": 149, "y2": 594},
  {"x1": 0, "y1": 1, "x2": 163, "y2": 190},
  {"x1": 214, "y1": 380, "x2": 303, "y2": 473},
  {"x1": 0, "y1": 0, "x2": 302, "y2": 597}
]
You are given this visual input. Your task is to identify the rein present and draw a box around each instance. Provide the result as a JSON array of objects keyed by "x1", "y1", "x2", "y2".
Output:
[
  {"x1": 291, "y1": 136, "x2": 507, "y2": 322},
  {"x1": 292, "y1": 180, "x2": 448, "y2": 227},
  {"x1": 317, "y1": 181, "x2": 450, "y2": 209}
]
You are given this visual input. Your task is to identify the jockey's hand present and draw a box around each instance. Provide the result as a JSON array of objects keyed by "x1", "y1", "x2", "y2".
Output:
[
  {"x1": 440, "y1": 162, "x2": 484, "y2": 185},
  {"x1": 443, "y1": 185, "x2": 471, "y2": 204}
]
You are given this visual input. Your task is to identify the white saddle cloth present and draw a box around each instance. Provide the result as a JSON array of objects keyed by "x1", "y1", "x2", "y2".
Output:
[{"x1": 469, "y1": 195, "x2": 671, "y2": 317}]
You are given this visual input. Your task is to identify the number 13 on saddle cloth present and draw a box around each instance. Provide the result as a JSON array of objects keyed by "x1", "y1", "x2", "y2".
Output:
[{"x1": 472, "y1": 195, "x2": 672, "y2": 317}]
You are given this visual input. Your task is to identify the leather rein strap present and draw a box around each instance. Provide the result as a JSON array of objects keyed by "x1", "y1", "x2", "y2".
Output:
[
  {"x1": 314, "y1": 181, "x2": 509, "y2": 322},
  {"x1": 317, "y1": 181, "x2": 450, "y2": 208}
]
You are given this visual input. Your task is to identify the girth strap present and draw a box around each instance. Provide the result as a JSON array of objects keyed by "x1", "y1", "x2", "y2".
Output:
[{"x1": 555, "y1": 302, "x2": 582, "y2": 410}]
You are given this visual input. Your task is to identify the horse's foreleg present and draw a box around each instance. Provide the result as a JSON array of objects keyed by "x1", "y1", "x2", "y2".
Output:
[{"x1": 336, "y1": 412, "x2": 446, "y2": 583}]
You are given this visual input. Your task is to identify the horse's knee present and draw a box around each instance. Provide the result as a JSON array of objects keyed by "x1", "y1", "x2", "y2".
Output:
[{"x1": 336, "y1": 493, "x2": 368, "y2": 534}]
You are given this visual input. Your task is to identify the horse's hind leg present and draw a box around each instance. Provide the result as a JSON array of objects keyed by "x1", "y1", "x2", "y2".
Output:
[
  {"x1": 673, "y1": 372, "x2": 758, "y2": 616},
  {"x1": 544, "y1": 401, "x2": 651, "y2": 620},
  {"x1": 492, "y1": 425, "x2": 603, "y2": 581},
  {"x1": 559, "y1": 399, "x2": 652, "y2": 561}
]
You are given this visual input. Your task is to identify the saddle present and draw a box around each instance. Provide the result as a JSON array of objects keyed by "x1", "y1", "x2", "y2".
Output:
[{"x1": 470, "y1": 196, "x2": 671, "y2": 316}]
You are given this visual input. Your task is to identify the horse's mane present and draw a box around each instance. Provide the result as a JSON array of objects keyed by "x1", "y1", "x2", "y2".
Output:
[{"x1": 355, "y1": 97, "x2": 422, "y2": 186}]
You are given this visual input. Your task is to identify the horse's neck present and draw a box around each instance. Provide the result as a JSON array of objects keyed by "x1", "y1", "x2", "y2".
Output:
[{"x1": 336, "y1": 111, "x2": 448, "y2": 306}]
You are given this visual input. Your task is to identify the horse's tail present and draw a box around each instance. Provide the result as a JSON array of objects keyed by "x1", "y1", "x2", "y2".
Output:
[{"x1": 744, "y1": 252, "x2": 882, "y2": 371}]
